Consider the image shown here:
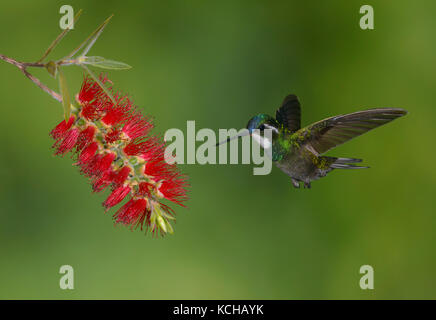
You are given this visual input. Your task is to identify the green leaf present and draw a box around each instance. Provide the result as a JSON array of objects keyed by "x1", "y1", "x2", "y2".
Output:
[
  {"x1": 81, "y1": 56, "x2": 132, "y2": 70},
  {"x1": 80, "y1": 64, "x2": 116, "y2": 105},
  {"x1": 58, "y1": 68, "x2": 71, "y2": 121},
  {"x1": 157, "y1": 216, "x2": 167, "y2": 233},
  {"x1": 37, "y1": 9, "x2": 83, "y2": 63},
  {"x1": 45, "y1": 61, "x2": 58, "y2": 78},
  {"x1": 166, "y1": 220, "x2": 174, "y2": 234},
  {"x1": 63, "y1": 14, "x2": 113, "y2": 61}
]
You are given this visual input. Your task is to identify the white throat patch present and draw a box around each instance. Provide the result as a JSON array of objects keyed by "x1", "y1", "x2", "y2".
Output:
[{"x1": 251, "y1": 132, "x2": 272, "y2": 149}]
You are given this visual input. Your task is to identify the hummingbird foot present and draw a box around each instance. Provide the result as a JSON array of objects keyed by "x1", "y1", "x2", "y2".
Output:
[
  {"x1": 291, "y1": 178, "x2": 300, "y2": 188},
  {"x1": 303, "y1": 182, "x2": 311, "y2": 189}
]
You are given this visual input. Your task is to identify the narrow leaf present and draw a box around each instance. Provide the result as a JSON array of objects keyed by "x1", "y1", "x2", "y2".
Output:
[
  {"x1": 82, "y1": 56, "x2": 132, "y2": 70},
  {"x1": 79, "y1": 14, "x2": 113, "y2": 57},
  {"x1": 81, "y1": 64, "x2": 116, "y2": 105},
  {"x1": 81, "y1": 56, "x2": 105, "y2": 64},
  {"x1": 58, "y1": 68, "x2": 71, "y2": 121},
  {"x1": 37, "y1": 9, "x2": 83, "y2": 63},
  {"x1": 166, "y1": 221, "x2": 174, "y2": 234},
  {"x1": 157, "y1": 216, "x2": 167, "y2": 233},
  {"x1": 63, "y1": 14, "x2": 113, "y2": 61}
]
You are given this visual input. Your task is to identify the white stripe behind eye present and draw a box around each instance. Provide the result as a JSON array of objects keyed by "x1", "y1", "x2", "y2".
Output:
[{"x1": 263, "y1": 123, "x2": 278, "y2": 133}]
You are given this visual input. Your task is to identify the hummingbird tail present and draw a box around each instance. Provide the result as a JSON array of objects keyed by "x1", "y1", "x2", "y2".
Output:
[
  {"x1": 323, "y1": 156, "x2": 369, "y2": 169},
  {"x1": 330, "y1": 163, "x2": 369, "y2": 169},
  {"x1": 334, "y1": 157, "x2": 363, "y2": 164}
]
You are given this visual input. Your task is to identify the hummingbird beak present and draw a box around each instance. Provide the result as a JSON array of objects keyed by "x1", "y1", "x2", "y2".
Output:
[{"x1": 215, "y1": 130, "x2": 250, "y2": 146}]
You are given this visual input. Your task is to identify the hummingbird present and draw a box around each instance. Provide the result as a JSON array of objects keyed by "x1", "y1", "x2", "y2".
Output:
[{"x1": 217, "y1": 94, "x2": 407, "y2": 188}]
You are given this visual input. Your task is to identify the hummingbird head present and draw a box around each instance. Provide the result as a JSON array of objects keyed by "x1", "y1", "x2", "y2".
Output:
[
  {"x1": 246, "y1": 114, "x2": 279, "y2": 134},
  {"x1": 246, "y1": 114, "x2": 279, "y2": 149},
  {"x1": 215, "y1": 114, "x2": 279, "y2": 148}
]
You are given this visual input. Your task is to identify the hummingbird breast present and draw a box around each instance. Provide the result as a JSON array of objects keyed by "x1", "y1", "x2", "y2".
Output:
[{"x1": 274, "y1": 146, "x2": 320, "y2": 182}]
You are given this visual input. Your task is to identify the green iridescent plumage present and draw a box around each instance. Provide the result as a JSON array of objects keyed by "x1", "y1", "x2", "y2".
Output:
[{"x1": 245, "y1": 94, "x2": 407, "y2": 188}]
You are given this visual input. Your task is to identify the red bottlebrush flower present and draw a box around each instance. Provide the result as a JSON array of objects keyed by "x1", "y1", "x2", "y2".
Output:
[
  {"x1": 112, "y1": 166, "x2": 131, "y2": 187},
  {"x1": 50, "y1": 116, "x2": 75, "y2": 140},
  {"x1": 103, "y1": 185, "x2": 131, "y2": 210},
  {"x1": 138, "y1": 182, "x2": 153, "y2": 197},
  {"x1": 76, "y1": 126, "x2": 96, "y2": 150},
  {"x1": 101, "y1": 103, "x2": 129, "y2": 126},
  {"x1": 94, "y1": 152, "x2": 116, "y2": 174},
  {"x1": 50, "y1": 74, "x2": 189, "y2": 236},
  {"x1": 159, "y1": 179, "x2": 189, "y2": 206},
  {"x1": 92, "y1": 170, "x2": 114, "y2": 192},
  {"x1": 55, "y1": 128, "x2": 80, "y2": 155},
  {"x1": 122, "y1": 113, "x2": 153, "y2": 140},
  {"x1": 79, "y1": 142, "x2": 98, "y2": 163},
  {"x1": 78, "y1": 75, "x2": 107, "y2": 104},
  {"x1": 113, "y1": 198, "x2": 148, "y2": 226},
  {"x1": 104, "y1": 129, "x2": 121, "y2": 144}
]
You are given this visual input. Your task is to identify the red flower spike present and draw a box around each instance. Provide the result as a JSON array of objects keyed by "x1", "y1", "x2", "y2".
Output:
[
  {"x1": 78, "y1": 75, "x2": 107, "y2": 104},
  {"x1": 159, "y1": 179, "x2": 189, "y2": 206},
  {"x1": 104, "y1": 129, "x2": 121, "y2": 144},
  {"x1": 95, "y1": 153, "x2": 116, "y2": 174},
  {"x1": 55, "y1": 128, "x2": 80, "y2": 155},
  {"x1": 50, "y1": 74, "x2": 188, "y2": 236},
  {"x1": 138, "y1": 182, "x2": 153, "y2": 197},
  {"x1": 92, "y1": 170, "x2": 114, "y2": 192},
  {"x1": 80, "y1": 102, "x2": 101, "y2": 121},
  {"x1": 77, "y1": 126, "x2": 96, "y2": 150},
  {"x1": 50, "y1": 116, "x2": 75, "y2": 140},
  {"x1": 103, "y1": 185, "x2": 131, "y2": 210},
  {"x1": 123, "y1": 141, "x2": 147, "y2": 156},
  {"x1": 112, "y1": 166, "x2": 131, "y2": 187},
  {"x1": 113, "y1": 198, "x2": 148, "y2": 226},
  {"x1": 79, "y1": 142, "x2": 98, "y2": 164},
  {"x1": 101, "y1": 104, "x2": 129, "y2": 127},
  {"x1": 122, "y1": 114, "x2": 153, "y2": 140}
]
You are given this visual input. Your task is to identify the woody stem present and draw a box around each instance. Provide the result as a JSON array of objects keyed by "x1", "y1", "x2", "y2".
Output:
[{"x1": 0, "y1": 53, "x2": 62, "y2": 103}]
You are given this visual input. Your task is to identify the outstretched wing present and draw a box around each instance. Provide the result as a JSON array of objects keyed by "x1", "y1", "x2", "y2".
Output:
[
  {"x1": 276, "y1": 94, "x2": 301, "y2": 132},
  {"x1": 295, "y1": 108, "x2": 407, "y2": 155}
]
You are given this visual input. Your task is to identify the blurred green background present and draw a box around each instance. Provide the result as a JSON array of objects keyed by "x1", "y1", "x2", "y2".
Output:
[{"x1": 0, "y1": 0, "x2": 435, "y2": 299}]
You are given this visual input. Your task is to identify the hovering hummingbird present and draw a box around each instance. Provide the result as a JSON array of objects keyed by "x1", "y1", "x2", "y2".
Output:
[{"x1": 217, "y1": 95, "x2": 407, "y2": 188}]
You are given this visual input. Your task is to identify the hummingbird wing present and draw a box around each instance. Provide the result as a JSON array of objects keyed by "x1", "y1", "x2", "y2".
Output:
[
  {"x1": 295, "y1": 108, "x2": 407, "y2": 155},
  {"x1": 276, "y1": 94, "x2": 301, "y2": 132}
]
